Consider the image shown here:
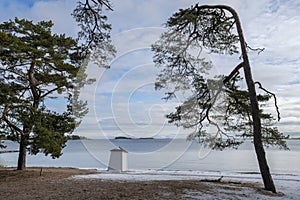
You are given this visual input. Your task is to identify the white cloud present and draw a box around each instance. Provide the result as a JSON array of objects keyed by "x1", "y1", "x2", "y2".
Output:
[
  {"x1": 0, "y1": 0, "x2": 78, "y2": 36},
  {"x1": 29, "y1": 0, "x2": 78, "y2": 36}
]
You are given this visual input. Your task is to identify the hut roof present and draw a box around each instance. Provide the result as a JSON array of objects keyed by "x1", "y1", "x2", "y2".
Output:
[{"x1": 110, "y1": 146, "x2": 128, "y2": 153}]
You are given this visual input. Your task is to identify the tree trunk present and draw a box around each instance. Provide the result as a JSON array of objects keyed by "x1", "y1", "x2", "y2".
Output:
[
  {"x1": 196, "y1": 4, "x2": 277, "y2": 193},
  {"x1": 177, "y1": 4, "x2": 277, "y2": 192},
  {"x1": 226, "y1": 6, "x2": 277, "y2": 193},
  {"x1": 17, "y1": 59, "x2": 39, "y2": 170},
  {"x1": 17, "y1": 134, "x2": 28, "y2": 170},
  {"x1": 253, "y1": 130, "x2": 276, "y2": 192}
]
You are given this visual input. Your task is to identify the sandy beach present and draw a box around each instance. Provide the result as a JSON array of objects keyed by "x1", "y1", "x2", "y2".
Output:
[{"x1": 1, "y1": 167, "x2": 297, "y2": 200}]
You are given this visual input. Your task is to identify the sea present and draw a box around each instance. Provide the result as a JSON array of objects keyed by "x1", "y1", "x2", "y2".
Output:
[{"x1": 1, "y1": 136, "x2": 300, "y2": 176}]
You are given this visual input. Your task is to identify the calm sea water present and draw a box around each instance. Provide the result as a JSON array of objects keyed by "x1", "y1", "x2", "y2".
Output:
[{"x1": 1, "y1": 139, "x2": 299, "y2": 175}]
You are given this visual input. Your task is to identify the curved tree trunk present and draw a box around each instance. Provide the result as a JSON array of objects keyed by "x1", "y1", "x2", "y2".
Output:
[
  {"x1": 198, "y1": 5, "x2": 276, "y2": 193},
  {"x1": 17, "y1": 120, "x2": 36, "y2": 170},
  {"x1": 229, "y1": 7, "x2": 276, "y2": 193},
  {"x1": 17, "y1": 60, "x2": 40, "y2": 170}
]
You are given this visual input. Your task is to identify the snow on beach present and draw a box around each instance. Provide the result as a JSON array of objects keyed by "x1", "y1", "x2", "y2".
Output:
[{"x1": 74, "y1": 170, "x2": 300, "y2": 199}]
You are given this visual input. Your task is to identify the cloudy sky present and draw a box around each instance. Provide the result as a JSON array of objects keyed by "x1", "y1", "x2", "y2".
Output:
[{"x1": 1, "y1": 0, "x2": 299, "y2": 139}]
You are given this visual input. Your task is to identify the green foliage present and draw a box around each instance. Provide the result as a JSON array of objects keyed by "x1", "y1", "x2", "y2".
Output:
[
  {"x1": 166, "y1": 5, "x2": 239, "y2": 55},
  {"x1": 30, "y1": 108, "x2": 75, "y2": 158},
  {"x1": 222, "y1": 77, "x2": 288, "y2": 149},
  {"x1": 0, "y1": 18, "x2": 88, "y2": 160}
]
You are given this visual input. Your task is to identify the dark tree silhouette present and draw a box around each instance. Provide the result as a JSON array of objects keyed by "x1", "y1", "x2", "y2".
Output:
[
  {"x1": 152, "y1": 4, "x2": 288, "y2": 193},
  {"x1": 72, "y1": 0, "x2": 115, "y2": 67}
]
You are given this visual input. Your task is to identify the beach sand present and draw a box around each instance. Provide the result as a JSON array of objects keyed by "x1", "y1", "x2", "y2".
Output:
[{"x1": 0, "y1": 167, "x2": 290, "y2": 199}]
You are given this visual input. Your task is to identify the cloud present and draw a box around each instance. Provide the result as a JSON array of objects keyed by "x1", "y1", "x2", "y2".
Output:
[
  {"x1": 246, "y1": 8, "x2": 300, "y2": 62},
  {"x1": 29, "y1": 0, "x2": 78, "y2": 36},
  {"x1": 1, "y1": 0, "x2": 300, "y2": 136},
  {"x1": 0, "y1": 0, "x2": 78, "y2": 36}
]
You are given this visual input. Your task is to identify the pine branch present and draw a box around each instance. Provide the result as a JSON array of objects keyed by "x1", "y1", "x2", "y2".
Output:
[
  {"x1": 223, "y1": 62, "x2": 243, "y2": 84},
  {"x1": 246, "y1": 43, "x2": 265, "y2": 55},
  {"x1": 255, "y1": 81, "x2": 280, "y2": 121}
]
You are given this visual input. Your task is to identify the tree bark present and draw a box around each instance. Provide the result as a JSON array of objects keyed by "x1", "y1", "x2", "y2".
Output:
[
  {"x1": 17, "y1": 134, "x2": 28, "y2": 170},
  {"x1": 197, "y1": 5, "x2": 277, "y2": 193}
]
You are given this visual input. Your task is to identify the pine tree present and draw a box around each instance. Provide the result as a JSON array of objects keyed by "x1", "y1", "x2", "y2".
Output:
[
  {"x1": 0, "y1": 18, "x2": 87, "y2": 170},
  {"x1": 152, "y1": 4, "x2": 288, "y2": 193}
]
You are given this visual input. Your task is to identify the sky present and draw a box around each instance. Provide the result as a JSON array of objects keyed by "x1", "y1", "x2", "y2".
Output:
[{"x1": 1, "y1": 0, "x2": 300, "y2": 139}]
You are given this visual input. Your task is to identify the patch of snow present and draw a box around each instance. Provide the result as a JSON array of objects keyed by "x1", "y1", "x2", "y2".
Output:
[{"x1": 73, "y1": 170, "x2": 300, "y2": 199}]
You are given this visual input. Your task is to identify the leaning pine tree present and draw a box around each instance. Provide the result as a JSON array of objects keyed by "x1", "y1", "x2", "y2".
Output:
[
  {"x1": 152, "y1": 4, "x2": 288, "y2": 193},
  {"x1": 0, "y1": 18, "x2": 91, "y2": 170}
]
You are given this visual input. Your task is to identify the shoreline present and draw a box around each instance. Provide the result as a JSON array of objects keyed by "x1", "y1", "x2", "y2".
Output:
[{"x1": 0, "y1": 167, "x2": 298, "y2": 199}]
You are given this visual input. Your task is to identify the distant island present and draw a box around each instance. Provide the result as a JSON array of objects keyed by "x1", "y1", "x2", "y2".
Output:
[
  {"x1": 114, "y1": 136, "x2": 154, "y2": 140},
  {"x1": 67, "y1": 135, "x2": 89, "y2": 140},
  {"x1": 114, "y1": 136, "x2": 132, "y2": 140}
]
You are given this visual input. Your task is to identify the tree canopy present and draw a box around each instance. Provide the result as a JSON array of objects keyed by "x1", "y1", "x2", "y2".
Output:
[
  {"x1": 72, "y1": 0, "x2": 115, "y2": 67},
  {"x1": 0, "y1": 18, "x2": 87, "y2": 169}
]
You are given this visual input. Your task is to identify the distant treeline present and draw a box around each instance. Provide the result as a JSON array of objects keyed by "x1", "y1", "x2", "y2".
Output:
[{"x1": 0, "y1": 135, "x2": 88, "y2": 141}]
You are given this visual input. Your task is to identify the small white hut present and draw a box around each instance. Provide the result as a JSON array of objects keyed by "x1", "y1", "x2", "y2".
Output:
[{"x1": 108, "y1": 147, "x2": 128, "y2": 172}]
